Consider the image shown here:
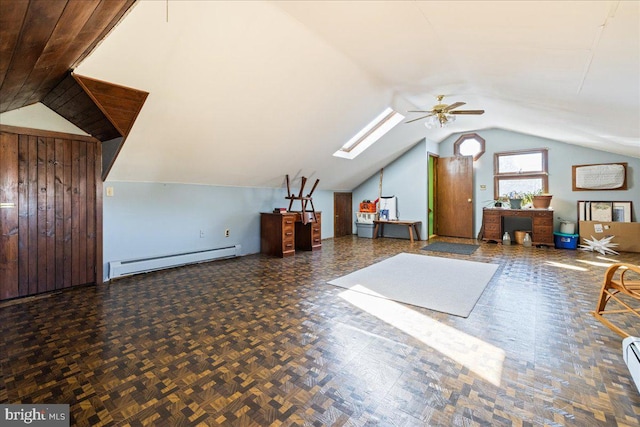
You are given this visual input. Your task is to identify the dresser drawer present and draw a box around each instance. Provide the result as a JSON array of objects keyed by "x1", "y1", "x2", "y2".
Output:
[
  {"x1": 484, "y1": 223, "x2": 500, "y2": 233},
  {"x1": 533, "y1": 211, "x2": 553, "y2": 218},
  {"x1": 282, "y1": 227, "x2": 295, "y2": 242},
  {"x1": 483, "y1": 214, "x2": 501, "y2": 224},
  {"x1": 533, "y1": 217, "x2": 553, "y2": 226},
  {"x1": 282, "y1": 238, "x2": 295, "y2": 253},
  {"x1": 283, "y1": 216, "x2": 295, "y2": 227},
  {"x1": 533, "y1": 225, "x2": 553, "y2": 238}
]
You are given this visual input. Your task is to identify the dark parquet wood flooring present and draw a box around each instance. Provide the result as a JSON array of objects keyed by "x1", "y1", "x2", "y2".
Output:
[{"x1": 1, "y1": 236, "x2": 639, "y2": 426}]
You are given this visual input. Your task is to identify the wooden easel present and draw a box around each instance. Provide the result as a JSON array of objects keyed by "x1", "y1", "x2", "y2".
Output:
[{"x1": 285, "y1": 174, "x2": 319, "y2": 224}]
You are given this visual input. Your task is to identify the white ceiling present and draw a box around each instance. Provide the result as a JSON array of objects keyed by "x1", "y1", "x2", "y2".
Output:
[{"x1": 73, "y1": 0, "x2": 640, "y2": 190}]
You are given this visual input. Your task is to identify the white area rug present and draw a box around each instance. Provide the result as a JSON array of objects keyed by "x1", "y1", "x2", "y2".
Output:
[{"x1": 327, "y1": 253, "x2": 499, "y2": 318}]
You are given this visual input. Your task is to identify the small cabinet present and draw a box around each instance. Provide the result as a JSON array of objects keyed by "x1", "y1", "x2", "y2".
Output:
[
  {"x1": 261, "y1": 213, "x2": 297, "y2": 257},
  {"x1": 482, "y1": 210, "x2": 502, "y2": 241},
  {"x1": 532, "y1": 211, "x2": 554, "y2": 245}
]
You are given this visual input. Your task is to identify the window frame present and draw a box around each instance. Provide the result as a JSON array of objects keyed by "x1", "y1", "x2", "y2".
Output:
[
  {"x1": 453, "y1": 133, "x2": 485, "y2": 161},
  {"x1": 493, "y1": 148, "x2": 548, "y2": 199}
]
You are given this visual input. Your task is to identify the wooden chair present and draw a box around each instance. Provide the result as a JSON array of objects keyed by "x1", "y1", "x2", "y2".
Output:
[
  {"x1": 593, "y1": 263, "x2": 640, "y2": 338},
  {"x1": 285, "y1": 174, "x2": 319, "y2": 224}
]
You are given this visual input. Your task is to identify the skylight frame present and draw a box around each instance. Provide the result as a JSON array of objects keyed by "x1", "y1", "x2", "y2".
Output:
[{"x1": 333, "y1": 107, "x2": 404, "y2": 159}]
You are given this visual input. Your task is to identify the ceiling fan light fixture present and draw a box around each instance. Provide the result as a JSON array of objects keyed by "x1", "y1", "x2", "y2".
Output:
[
  {"x1": 424, "y1": 113, "x2": 455, "y2": 129},
  {"x1": 409, "y1": 95, "x2": 483, "y2": 128}
]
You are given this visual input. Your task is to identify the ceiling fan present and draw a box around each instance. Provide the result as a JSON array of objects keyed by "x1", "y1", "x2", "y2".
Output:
[{"x1": 405, "y1": 95, "x2": 485, "y2": 128}]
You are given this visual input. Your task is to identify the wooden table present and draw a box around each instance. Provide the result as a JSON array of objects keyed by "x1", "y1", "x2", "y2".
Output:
[
  {"x1": 373, "y1": 220, "x2": 421, "y2": 243},
  {"x1": 260, "y1": 212, "x2": 321, "y2": 257}
]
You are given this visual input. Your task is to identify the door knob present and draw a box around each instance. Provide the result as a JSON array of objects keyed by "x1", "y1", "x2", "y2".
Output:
[{"x1": 468, "y1": 198, "x2": 472, "y2": 202}]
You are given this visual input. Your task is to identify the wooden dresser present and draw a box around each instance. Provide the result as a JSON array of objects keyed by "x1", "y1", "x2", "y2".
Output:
[
  {"x1": 260, "y1": 212, "x2": 321, "y2": 257},
  {"x1": 482, "y1": 208, "x2": 554, "y2": 246}
]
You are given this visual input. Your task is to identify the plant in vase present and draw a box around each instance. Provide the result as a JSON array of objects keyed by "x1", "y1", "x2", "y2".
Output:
[
  {"x1": 524, "y1": 189, "x2": 553, "y2": 209},
  {"x1": 505, "y1": 191, "x2": 525, "y2": 209},
  {"x1": 533, "y1": 192, "x2": 553, "y2": 209}
]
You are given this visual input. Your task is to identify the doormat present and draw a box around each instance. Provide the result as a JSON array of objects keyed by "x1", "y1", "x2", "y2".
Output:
[{"x1": 421, "y1": 242, "x2": 479, "y2": 255}]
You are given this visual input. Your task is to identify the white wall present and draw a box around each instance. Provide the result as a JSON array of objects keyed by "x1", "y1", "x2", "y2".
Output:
[
  {"x1": 438, "y1": 129, "x2": 640, "y2": 236},
  {"x1": 0, "y1": 103, "x2": 89, "y2": 135},
  {"x1": 102, "y1": 181, "x2": 335, "y2": 281}
]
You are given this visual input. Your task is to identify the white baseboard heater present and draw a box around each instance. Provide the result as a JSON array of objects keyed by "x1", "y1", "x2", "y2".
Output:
[
  {"x1": 109, "y1": 245, "x2": 241, "y2": 279},
  {"x1": 623, "y1": 336, "x2": 640, "y2": 393}
]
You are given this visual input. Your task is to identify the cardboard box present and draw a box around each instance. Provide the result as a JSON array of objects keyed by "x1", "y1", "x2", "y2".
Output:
[{"x1": 579, "y1": 221, "x2": 640, "y2": 253}]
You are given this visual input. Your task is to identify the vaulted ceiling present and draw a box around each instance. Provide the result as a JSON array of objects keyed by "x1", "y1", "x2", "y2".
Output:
[{"x1": 2, "y1": 1, "x2": 639, "y2": 190}]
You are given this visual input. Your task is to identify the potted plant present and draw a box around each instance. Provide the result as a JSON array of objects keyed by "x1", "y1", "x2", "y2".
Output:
[
  {"x1": 506, "y1": 191, "x2": 525, "y2": 209},
  {"x1": 484, "y1": 197, "x2": 508, "y2": 208},
  {"x1": 531, "y1": 190, "x2": 553, "y2": 209}
]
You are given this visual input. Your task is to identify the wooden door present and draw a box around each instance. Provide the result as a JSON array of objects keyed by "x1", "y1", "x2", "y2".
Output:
[
  {"x1": 334, "y1": 192, "x2": 352, "y2": 237},
  {"x1": 435, "y1": 156, "x2": 474, "y2": 238},
  {"x1": 0, "y1": 126, "x2": 102, "y2": 301}
]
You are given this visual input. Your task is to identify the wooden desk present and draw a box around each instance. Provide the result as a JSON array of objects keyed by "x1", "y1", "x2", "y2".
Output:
[
  {"x1": 482, "y1": 208, "x2": 553, "y2": 246},
  {"x1": 260, "y1": 212, "x2": 321, "y2": 257},
  {"x1": 373, "y1": 220, "x2": 421, "y2": 243}
]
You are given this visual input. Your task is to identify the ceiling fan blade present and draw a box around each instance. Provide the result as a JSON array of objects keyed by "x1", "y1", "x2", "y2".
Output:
[
  {"x1": 443, "y1": 102, "x2": 465, "y2": 111},
  {"x1": 450, "y1": 109, "x2": 485, "y2": 115},
  {"x1": 405, "y1": 113, "x2": 434, "y2": 123},
  {"x1": 407, "y1": 110, "x2": 432, "y2": 113}
]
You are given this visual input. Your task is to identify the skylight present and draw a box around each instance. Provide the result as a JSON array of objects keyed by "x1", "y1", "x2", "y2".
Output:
[{"x1": 333, "y1": 107, "x2": 404, "y2": 159}]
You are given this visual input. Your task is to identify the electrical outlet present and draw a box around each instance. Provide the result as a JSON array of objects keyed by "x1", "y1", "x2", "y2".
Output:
[
  {"x1": 224, "y1": 229, "x2": 230, "y2": 237},
  {"x1": 106, "y1": 186, "x2": 114, "y2": 197},
  {"x1": 200, "y1": 230, "x2": 205, "y2": 238}
]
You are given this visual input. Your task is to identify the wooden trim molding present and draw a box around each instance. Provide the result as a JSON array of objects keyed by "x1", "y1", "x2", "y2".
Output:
[{"x1": 0, "y1": 124, "x2": 99, "y2": 143}]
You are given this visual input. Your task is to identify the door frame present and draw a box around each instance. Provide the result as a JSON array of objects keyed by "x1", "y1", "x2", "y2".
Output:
[
  {"x1": 333, "y1": 192, "x2": 353, "y2": 237},
  {"x1": 427, "y1": 152, "x2": 438, "y2": 239},
  {"x1": 434, "y1": 155, "x2": 474, "y2": 238}
]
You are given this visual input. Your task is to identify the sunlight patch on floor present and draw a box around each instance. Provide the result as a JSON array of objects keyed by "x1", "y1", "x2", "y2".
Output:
[
  {"x1": 544, "y1": 261, "x2": 588, "y2": 271},
  {"x1": 575, "y1": 259, "x2": 616, "y2": 268},
  {"x1": 339, "y1": 285, "x2": 505, "y2": 387}
]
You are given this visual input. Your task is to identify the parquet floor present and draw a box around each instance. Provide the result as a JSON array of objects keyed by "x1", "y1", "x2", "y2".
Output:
[{"x1": 1, "y1": 236, "x2": 640, "y2": 426}]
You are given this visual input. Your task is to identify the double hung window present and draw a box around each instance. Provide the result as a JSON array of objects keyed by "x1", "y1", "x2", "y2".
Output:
[{"x1": 494, "y1": 149, "x2": 548, "y2": 199}]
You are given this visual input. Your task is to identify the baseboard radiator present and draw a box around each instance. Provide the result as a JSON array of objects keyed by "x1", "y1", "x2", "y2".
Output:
[
  {"x1": 623, "y1": 337, "x2": 640, "y2": 393},
  {"x1": 109, "y1": 245, "x2": 241, "y2": 279}
]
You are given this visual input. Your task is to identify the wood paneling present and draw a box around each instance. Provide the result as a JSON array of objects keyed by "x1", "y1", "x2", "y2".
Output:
[
  {"x1": 0, "y1": 132, "x2": 19, "y2": 299},
  {"x1": 0, "y1": 0, "x2": 137, "y2": 113},
  {"x1": 75, "y1": 74, "x2": 149, "y2": 137},
  {"x1": 0, "y1": 126, "x2": 102, "y2": 300},
  {"x1": 42, "y1": 73, "x2": 121, "y2": 142}
]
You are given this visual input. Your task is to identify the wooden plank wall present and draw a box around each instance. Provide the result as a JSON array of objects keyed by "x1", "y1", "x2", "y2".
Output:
[{"x1": 0, "y1": 126, "x2": 102, "y2": 300}]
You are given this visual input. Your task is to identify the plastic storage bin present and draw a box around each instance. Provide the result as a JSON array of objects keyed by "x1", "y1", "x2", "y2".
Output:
[
  {"x1": 356, "y1": 212, "x2": 377, "y2": 224},
  {"x1": 356, "y1": 223, "x2": 376, "y2": 238},
  {"x1": 554, "y1": 232, "x2": 579, "y2": 249}
]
